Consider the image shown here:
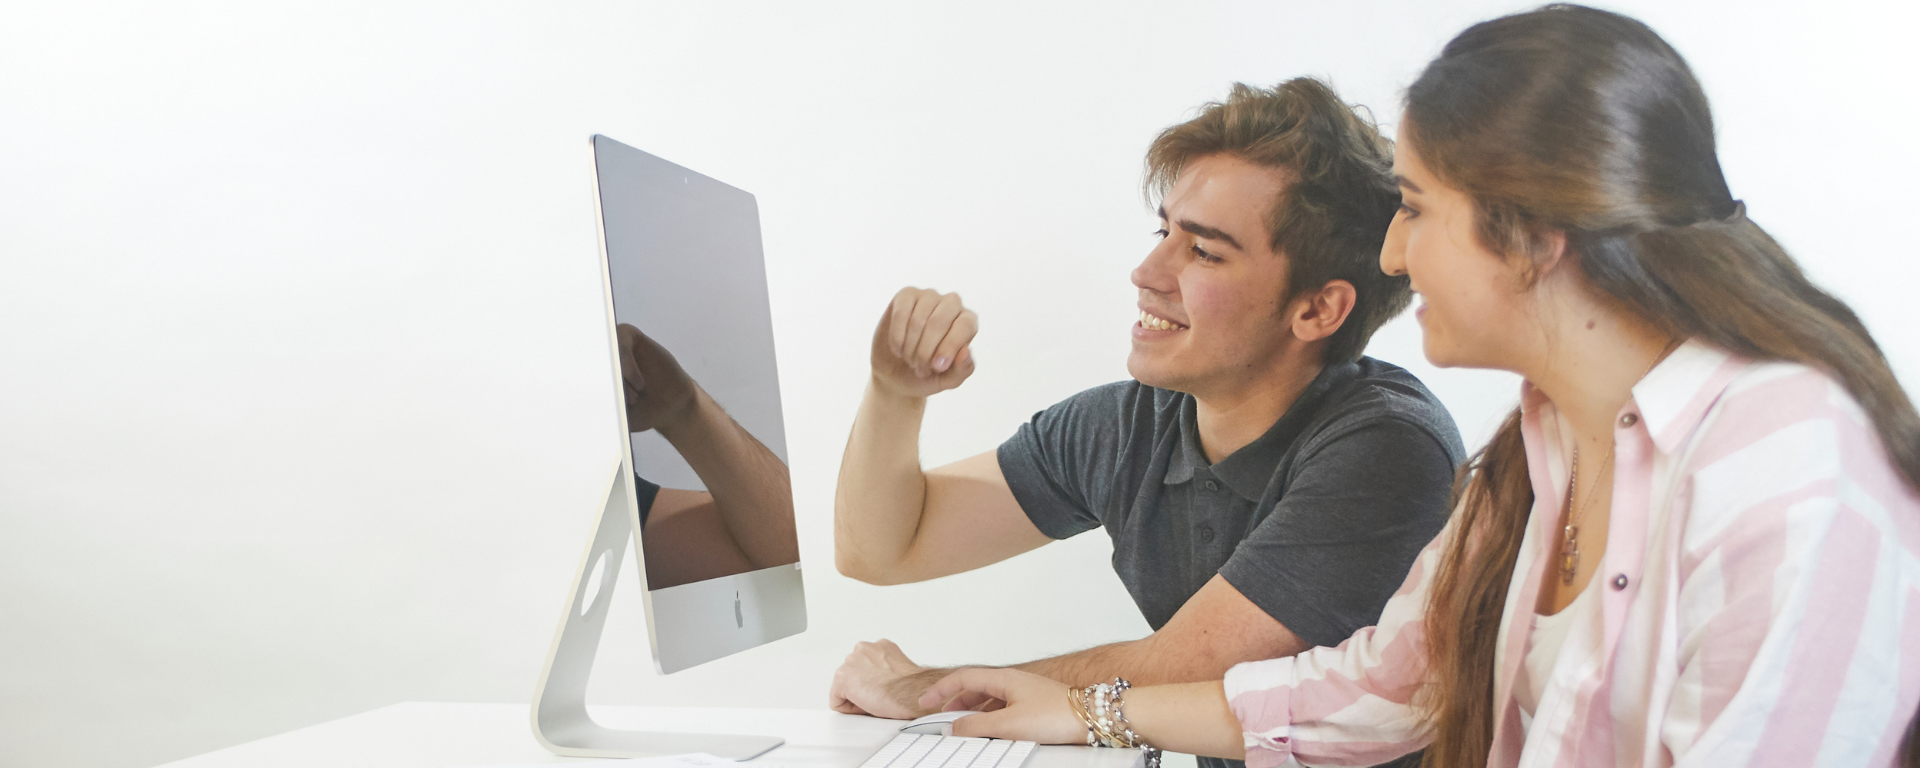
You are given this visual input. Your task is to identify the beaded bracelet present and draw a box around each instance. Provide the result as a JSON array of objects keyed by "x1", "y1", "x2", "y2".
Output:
[{"x1": 1067, "y1": 677, "x2": 1162, "y2": 768}]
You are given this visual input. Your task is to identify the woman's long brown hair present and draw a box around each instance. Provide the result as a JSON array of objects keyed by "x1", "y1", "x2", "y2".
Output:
[{"x1": 1402, "y1": 6, "x2": 1920, "y2": 767}]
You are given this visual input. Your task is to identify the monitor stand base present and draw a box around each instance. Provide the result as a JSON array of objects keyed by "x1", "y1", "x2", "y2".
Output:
[{"x1": 530, "y1": 461, "x2": 785, "y2": 760}]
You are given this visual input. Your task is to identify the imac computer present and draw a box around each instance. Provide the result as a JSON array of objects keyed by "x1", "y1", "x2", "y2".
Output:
[{"x1": 532, "y1": 135, "x2": 805, "y2": 759}]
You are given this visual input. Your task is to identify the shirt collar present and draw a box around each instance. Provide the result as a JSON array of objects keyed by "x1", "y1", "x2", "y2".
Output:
[
  {"x1": 1162, "y1": 360, "x2": 1360, "y2": 499},
  {"x1": 1518, "y1": 339, "x2": 1746, "y2": 457},
  {"x1": 1631, "y1": 339, "x2": 1746, "y2": 453},
  {"x1": 1164, "y1": 400, "x2": 1206, "y2": 486}
]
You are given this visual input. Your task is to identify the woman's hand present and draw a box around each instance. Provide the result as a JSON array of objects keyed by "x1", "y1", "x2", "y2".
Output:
[{"x1": 918, "y1": 669, "x2": 1083, "y2": 744}]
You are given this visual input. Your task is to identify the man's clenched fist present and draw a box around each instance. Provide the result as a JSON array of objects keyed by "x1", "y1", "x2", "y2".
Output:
[{"x1": 870, "y1": 288, "x2": 977, "y2": 398}]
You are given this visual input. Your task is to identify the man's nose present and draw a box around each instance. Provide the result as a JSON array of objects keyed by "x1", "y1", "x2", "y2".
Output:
[{"x1": 1131, "y1": 241, "x2": 1178, "y2": 292}]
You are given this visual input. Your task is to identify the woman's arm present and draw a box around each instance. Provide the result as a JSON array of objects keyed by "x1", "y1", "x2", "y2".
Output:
[
  {"x1": 920, "y1": 670, "x2": 1245, "y2": 759},
  {"x1": 924, "y1": 521, "x2": 1457, "y2": 766},
  {"x1": 1126, "y1": 681, "x2": 1247, "y2": 758}
]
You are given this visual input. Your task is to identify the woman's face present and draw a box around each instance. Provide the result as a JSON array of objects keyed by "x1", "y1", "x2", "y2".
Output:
[{"x1": 1379, "y1": 126, "x2": 1541, "y2": 371}]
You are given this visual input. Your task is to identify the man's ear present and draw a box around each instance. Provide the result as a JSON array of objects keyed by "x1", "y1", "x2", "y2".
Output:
[{"x1": 1291, "y1": 279, "x2": 1356, "y2": 344}]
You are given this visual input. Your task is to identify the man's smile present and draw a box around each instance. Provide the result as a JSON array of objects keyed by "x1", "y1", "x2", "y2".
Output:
[{"x1": 1137, "y1": 309, "x2": 1189, "y2": 332}]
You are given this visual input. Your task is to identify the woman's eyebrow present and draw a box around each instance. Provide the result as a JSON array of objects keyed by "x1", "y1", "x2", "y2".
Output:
[{"x1": 1396, "y1": 175, "x2": 1425, "y2": 194}]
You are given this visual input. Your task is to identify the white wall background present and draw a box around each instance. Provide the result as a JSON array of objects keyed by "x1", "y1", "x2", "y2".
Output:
[{"x1": 2, "y1": 2, "x2": 1915, "y2": 766}]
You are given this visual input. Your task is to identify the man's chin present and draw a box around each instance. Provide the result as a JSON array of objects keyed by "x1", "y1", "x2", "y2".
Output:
[{"x1": 1126, "y1": 354, "x2": 1189, "y2": 393}]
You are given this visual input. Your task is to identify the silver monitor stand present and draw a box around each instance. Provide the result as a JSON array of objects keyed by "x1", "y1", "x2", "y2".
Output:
[{"x1": 529, "y1": 462, "x2": 789, "y2": 760}]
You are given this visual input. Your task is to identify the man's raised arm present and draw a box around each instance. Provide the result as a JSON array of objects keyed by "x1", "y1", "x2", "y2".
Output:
[{"x1": 834, "y1": 288, "x2": 1052, "y2": 586}]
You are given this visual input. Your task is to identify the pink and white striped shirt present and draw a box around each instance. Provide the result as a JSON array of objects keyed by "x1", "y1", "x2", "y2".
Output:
[{"x1": 1223, "y1": 341, "x2": 1920, "y2": 767}]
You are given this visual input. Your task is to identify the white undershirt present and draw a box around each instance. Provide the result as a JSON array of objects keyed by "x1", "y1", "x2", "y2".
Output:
[{"x1": 1517, "y1": 568, "x2": 1602, "y2": 727}]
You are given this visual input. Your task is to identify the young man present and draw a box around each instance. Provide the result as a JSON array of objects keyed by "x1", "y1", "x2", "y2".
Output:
[{"x1": 831, "y1": 78, "x2": 1464, "y2": 768}]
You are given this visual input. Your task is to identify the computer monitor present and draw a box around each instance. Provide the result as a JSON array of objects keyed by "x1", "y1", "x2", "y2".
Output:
[{"x1": 532, "y1": 135, "x2": 805, "y2": 759}]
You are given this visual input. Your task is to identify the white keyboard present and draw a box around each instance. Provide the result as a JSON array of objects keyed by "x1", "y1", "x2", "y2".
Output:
[{"x1": 858, "y1": 733, "x2": 1037, "y2": 768}]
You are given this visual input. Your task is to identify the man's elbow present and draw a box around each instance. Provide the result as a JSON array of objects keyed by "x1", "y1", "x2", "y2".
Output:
[
  {"x1": 834, "y1": 549, "x2": 913, "y2": 586},
  {"x1": 833, "y1": 551, "x2": 877, "y2": 583}
]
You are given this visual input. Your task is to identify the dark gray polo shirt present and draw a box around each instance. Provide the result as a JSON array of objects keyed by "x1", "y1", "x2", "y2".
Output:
[{"x1": 997, "y1": 357, "x2": 1462, "y2": 768}]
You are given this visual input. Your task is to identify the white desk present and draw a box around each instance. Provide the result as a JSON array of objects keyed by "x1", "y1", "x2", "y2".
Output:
[{"x1": 157, "y1": 702, "x2": 1146, "y2": 768}]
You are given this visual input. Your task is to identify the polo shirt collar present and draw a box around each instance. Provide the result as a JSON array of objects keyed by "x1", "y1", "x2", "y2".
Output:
[
  {"x1": 1162, "y1": 360, "x2": 1360, "y2": 499},
  {"x1": 1163, "y1": 401, "x2": 1207, "y2": 486}
]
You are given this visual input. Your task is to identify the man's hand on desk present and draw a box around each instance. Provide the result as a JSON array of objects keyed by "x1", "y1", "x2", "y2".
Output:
[{"x1": 828, "y1": 639, "x2": 1002, "y2": 719}]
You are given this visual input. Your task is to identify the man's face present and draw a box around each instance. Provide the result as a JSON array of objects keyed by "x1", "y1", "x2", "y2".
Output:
[{"x1": 1127, "y1": 153, "x2": 1296, "y2": 397}]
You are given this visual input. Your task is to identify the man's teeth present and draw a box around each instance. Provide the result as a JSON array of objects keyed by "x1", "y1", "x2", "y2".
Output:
[{"x1": 1138, "y1": 310, "x2": 1186, "y2": 331}]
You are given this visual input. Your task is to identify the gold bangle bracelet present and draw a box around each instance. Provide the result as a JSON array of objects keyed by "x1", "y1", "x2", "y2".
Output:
[{"x1": 1067, "y1": 685, "x2": 1097, "y2": 747}]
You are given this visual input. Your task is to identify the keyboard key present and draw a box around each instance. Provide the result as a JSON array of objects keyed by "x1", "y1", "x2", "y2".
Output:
[
  {"x1": 968, "y1": 739, "x2": 1011, "y2": 768},
  {"x1": 940, "y1": 737, "x2": 990, "y2": 768},
  {"x1": 863, "y1": 733, "x2": 1038, "y2": 768},
  {"x1": 1001, "y1": 740, "x2": 1036, "y2": 768},
  {"x1": 895, "y1": 735, "x2": 939, "y2": 768},
  {"x1": 860, "y1": 734, "x2": 922, "y2": 768},
  {"x1": 914, "y1": 737, "x2": 963, "y2": 768}
]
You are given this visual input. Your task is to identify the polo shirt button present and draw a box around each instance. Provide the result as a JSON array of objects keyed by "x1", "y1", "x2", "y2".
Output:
[
  {"x1": 1200, "y1": 526, "x2": 1215, "y2": 543},
  {"x1": 1619, "y1": 413, "x2": 1639, "y2": 428},
  {"x1": 1611, "y1": 574, "x2": 1629, "y2": 590},
  {"x1": 1204, "y1": 479, "x2": 1220, "y2": 492}
]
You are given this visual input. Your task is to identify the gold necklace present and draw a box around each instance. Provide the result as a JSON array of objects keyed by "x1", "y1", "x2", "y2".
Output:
[
  {"x1": 1558, "y1": 337, "x2": 1681, "y2": 586},
  {"x1": 1559, "y1": 444, "x2": 1613, "y2": 586}
]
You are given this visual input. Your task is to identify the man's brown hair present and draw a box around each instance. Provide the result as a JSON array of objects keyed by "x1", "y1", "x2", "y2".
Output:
[{"x1": 1145, "y1": 77, "x2": 1407, "y2": 364}]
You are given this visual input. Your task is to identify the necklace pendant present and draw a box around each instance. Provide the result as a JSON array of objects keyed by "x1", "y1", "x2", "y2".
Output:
[{"x1": 1560, "y1": 526, "x2": 1580, "y2": 586}]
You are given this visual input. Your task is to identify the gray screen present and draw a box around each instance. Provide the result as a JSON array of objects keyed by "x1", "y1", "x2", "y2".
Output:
[{"x1": 592, "y1": 135, "x2": 797, "y2": 591}]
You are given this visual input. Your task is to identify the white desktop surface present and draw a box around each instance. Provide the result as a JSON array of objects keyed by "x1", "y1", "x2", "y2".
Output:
[{"x1": 156, "y1": 702, "x2": 1146, "y2": 768}]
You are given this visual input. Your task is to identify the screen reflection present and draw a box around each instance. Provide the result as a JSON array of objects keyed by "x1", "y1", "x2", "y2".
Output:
[{"x1": 618, "y1": 323, "x2": 799, "y2": 589}]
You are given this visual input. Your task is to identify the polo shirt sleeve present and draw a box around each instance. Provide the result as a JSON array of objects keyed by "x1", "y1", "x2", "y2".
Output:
[
  {"x1": 633, "y1": 475, "x2": 662, "y2": 528},
  {"x1": 995, "y1": 382, "x2": 1135, "y2": 540},
  {"x1": 1219, "y1": 416, "x2": 1457, "y2": 648}
]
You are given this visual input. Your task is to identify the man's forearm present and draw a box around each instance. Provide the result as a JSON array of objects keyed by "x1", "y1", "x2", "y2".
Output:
[
  {"x1": 834, "y1": 378, "x2": 931, "y2": 580},
  {"x1": 656, "y1": 384, "x2": 798, "y2": 568},
  {"x1": 1011, "y1": 641, "x2": 1163, "y2": 687}
]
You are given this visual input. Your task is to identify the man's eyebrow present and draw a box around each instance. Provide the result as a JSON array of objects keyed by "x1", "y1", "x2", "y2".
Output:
[
  {"x1": 1396, "y1": 174, "x2": 1424, "y2": 194},
  {"x1": 1176, "y1": 218, "x2": 1244, "y2": 251}
]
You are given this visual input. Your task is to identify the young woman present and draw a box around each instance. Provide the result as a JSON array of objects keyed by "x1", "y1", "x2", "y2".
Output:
[{"x1": 917, "y1": 5, "x2": 1920, "y2": 767}]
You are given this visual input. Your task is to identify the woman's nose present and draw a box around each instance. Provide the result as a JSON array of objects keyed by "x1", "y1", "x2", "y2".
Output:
[{"x1": 1379, "y1": 217, "x2": 1409, "y2": 277}]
